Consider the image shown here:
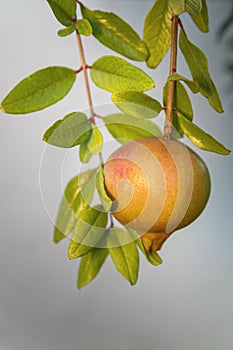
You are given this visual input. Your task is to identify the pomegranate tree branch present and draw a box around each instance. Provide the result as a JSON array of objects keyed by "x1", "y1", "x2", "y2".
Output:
[
  {"x1": 75, "y1": 30, "x2": 104, "y2": 165},
  {"x1": 163, "y1": 15, "x2": 179, "y2": 139},
  {"x1": 75, "y1": 31, "x2": 95, "y2": 120}
]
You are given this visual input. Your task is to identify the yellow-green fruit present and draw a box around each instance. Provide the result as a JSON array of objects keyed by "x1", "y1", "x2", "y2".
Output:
[{"x1": 103, "y1": 137, "x2": 211, "y2": 252}]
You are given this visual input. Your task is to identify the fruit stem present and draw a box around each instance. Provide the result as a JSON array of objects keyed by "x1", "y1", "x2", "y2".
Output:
[{"x1": 163, "y1": 15, "x2": 179, "y2": 140}]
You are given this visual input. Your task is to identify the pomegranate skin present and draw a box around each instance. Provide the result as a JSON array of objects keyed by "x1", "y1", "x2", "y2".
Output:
[{"x1": 104, "y1": 137, "x2": 211, "y2": 251}]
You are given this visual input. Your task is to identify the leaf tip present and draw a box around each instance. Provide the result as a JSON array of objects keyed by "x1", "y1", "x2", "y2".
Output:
[
  {"x1": 219, "y1": 107, "x2": 224, "y2": 114},
  {"x1": 77, "y1": 281, "x2": 83, "y2": 289},
  {"x1": 53, "y1": 228, "x2": 66, "y2": 244},
  {"x1": 223, "y1": 148, "x2": 231, "y2": 155},
  {"x1": 42, "y1": 131, "x2": 50, "y2": 144},
  {"x1": 77, "y1": 277, "x2": 89, "y2": 289},
  {"x1": 68, "y1": 249, "x2": 75, "y2": 260},
  {"x1": 0, "y1": 103, "x2": 5, "y2": 113},
  {"x1": 130, "y1": 279, "x2": 138, "y2": 286},
  {"x1": 53, "y1": 236, "x2": 61, "y2": 244}
]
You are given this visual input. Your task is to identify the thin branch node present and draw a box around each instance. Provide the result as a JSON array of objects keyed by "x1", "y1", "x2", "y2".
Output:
[
  {"x1": 75, "y1": 66, "x2": 83, "y2": 74},
  {"x1": 178, "y1": 18, "x2": 184, "y2": 30},
  {"x1": 94, "y1": 113, "x2": 103, "y2": 119}
]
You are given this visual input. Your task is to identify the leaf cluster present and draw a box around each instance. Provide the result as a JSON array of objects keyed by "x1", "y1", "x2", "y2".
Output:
[
  {"x1": 0, "y1": 0, "x2": 230, "y2": 287},
  {"x1": 1, "y1": 0, "x2": 229, "y2": 155},
  {"x1": 54, "y1": 167, "x2": 162, "y2": 288}
]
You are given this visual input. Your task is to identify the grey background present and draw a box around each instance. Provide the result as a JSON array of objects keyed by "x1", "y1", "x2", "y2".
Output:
[{"x1": 0, "y1": 1, "x2": 233, "y2": 349}]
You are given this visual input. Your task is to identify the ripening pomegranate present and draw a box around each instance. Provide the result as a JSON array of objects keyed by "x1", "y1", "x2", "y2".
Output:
[{"x1": 104, "y1": 137, "x2": 211, "y2": 252}]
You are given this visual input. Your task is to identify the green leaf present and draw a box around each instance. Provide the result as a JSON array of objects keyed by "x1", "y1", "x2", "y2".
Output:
[
  {"x1": 91, "y1": 56, "x2": 155, "y2": 93},
  {"x1": 57, "y1": 24, "x2": 75, "y2": 37},
  {"x1": 1, "y1": 66, "x2": 76, "y2": 114},
  {"x1": 163, "y1": 79, "x2": 193, "y2": 117},
  {"x1": 104, "y1": 113, "x2": 162, "y2": 144},
  {"x1": 47, "y1": 0, "x2": 76, "y2": 26},
  {"x1": 170, "y1": 82, "x2": 193, "y2": 119},
  {"x1": 163, "y1": 80, "x2": 193, "y2": 136},
  {"x1": 81, "y1": 4, "x2": 148, "y2": 61},
  {"x1": 185, "y1": 0, "x2": 202, "y2": 15},
  {"x1": 86, "y1": 125, "x2": 103, "y2": 155},
  {"x1": 169, "y1": 0, "x2": 185, "y2": 15},
  {"x1": 190, "y1": 0, "x2": 209, "y2": 33},
  {"x1": 43, "y1": 112, "x2": 91, "y2": 148},
  {"x1": 127, "y1": 229, "x2": 162, "y2": 266},
  {"x1": 163, "y1": 79, "x2": 193, "y2": 132},
  {"x1": 75, "y1": 18, "x2": 93, "y2": 36},
  {"x1": 78, "y1": 248, "x2": 108, "y2": 288},
  {"x1": 170, "y1": 0, "x2": 202, "y2": 16},
  {"x1": 79, "y1": 139, "x2": 93, "y2": 163},
  {"x1": 112, "y1": 91, "x2": 162, "y2": 119},
  {"x1": 168, "y1": 73, "x2": 199, "y2": 93},
  {"x1": 96, "y1": 166, "x2": 113, "y2": 212},
  {"x1": 108, "y1": 227, "x2": 139, "y2": 285},
  {"x1": 53, "y1": 169, "x2": 96, "y2": 243},
  {"x1": 68, "y1": 205, "x2": 108, "y2": 259},
  {"x1": 135, "y1": 233, "x2": 162, "y2": 266},
  {"x1": 145, "y1": 250, "x2": 163, "y2": 266},
  {"x1": 144, "y1": 0, "x2": 173, "y2": 68},
  {"x1": 176, "y1": 112, "x2": 231, "y2": 155},
  {"x1": 179, "y1": 30, "x2": 223, "y2": 113}
]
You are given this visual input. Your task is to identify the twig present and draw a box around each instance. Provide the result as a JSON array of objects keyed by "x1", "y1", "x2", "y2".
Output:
[
  {"x1": 75, "y1": 30, "x2": 104, "y2": 165},
  {"x1": 163, "y1": 15, "x2": 179, "y2": 140},
  {"x1": 75, "y1": 31, "x2": 95, "y2": 120}
]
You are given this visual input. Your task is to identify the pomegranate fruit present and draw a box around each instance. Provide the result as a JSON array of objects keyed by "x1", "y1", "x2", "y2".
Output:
[{"x1": 103, "y1": 137, "x2": 211, "y2": 252}]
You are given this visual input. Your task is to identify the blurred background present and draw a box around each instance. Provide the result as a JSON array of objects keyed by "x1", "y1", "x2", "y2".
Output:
[{"x1": 0, "y1": 1, "x2": 232, "y2": 349}]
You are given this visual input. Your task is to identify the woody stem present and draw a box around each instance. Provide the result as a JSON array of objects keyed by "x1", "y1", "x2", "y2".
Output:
[
  {"x1": 75, "y1": 30, "x2": 104, "y2": 165},
  {"x1": 163, "y1": 15, "x2": 179, "y2": 140},
  {"x1": 76, "y1": 31, "x2": 95, "y2": 120}
]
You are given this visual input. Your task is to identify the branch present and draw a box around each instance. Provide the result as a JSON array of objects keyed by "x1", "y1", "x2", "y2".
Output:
[
  {"x1": 76, "y1": 31, "x2": 95, "y2": 120},
  {"x1": 163, "y1": 15, "x2": 179, "y2": 140},
  {"x1": 75, "y1": 31, "x2": 104, "y2": 165}
]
